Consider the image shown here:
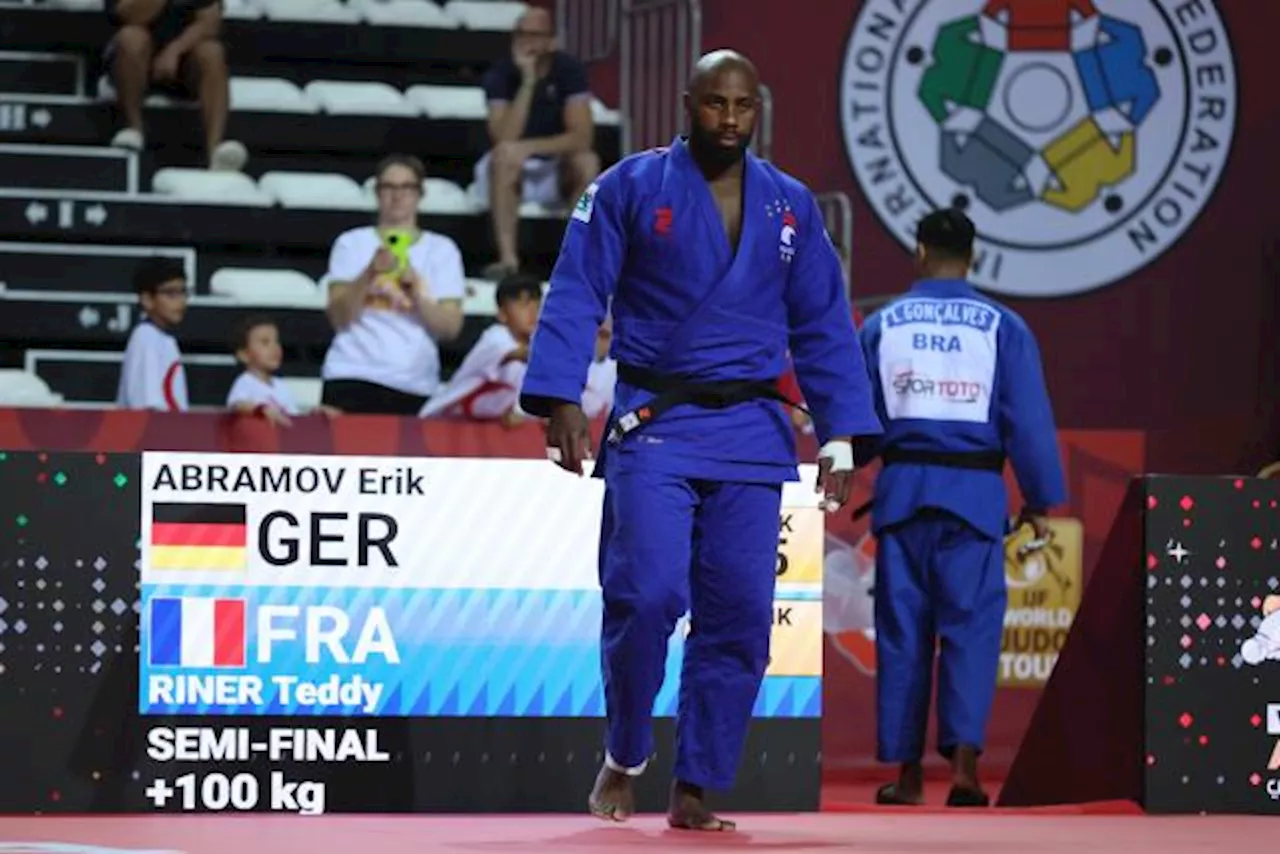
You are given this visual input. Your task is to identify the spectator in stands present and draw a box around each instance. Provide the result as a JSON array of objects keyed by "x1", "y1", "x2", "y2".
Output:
[
  {"x1": 475, "y1": 7, "x2": 600, "y2": 280},
  {"x1": 116, "y1": 256, "x2": 189, "y2": 411},
  {"x1": 420, "y1": 272, "x2": 543, "y2": 425},
  {"x1": 226, "y1": 315, "x2": 298, "y2": 426},
  {"x1": 106, "y1": 0, "x2": 248, "y2": 171},
  {"x1": 422, "y1": 274, "x2": 616, "y2": 424},
  {"x1": 320, "y1": 154, "x2": 467, "y2": 415},
  {"x1": 582, "y1": 313, "x2": 616, "y2": 419}
]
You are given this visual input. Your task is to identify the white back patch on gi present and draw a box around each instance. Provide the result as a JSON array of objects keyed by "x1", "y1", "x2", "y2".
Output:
[
  {"x1": 877, "y1": 297, "x2": 1000, "y2": 424},
  {"x1": 572, "y1": 182, "x2": 598, "y2": 223}
]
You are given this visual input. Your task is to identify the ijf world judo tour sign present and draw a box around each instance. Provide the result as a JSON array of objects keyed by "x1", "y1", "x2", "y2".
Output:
[
  {"x1": 137, "y1": 452, "x2": 825, "y2": 720},
  {"x1": 841, "y1": 0, "x2": 1237, "y2": 298}
]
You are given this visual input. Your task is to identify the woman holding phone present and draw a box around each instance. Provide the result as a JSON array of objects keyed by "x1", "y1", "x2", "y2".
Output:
[{"x1": 319, "y1": 153, "x2": 467, "y2": 414}]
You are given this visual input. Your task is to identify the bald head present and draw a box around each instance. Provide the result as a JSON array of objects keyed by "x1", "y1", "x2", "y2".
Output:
[
  {"x1": 687, "y1": 49, "x2": 759, "y2": 97},
  {"x1": 683, "y1": 49, "x2": 760, "y2": 170}
]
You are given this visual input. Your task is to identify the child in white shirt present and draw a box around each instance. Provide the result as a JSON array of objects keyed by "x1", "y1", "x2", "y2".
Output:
[
  {"x1": 116, "y1": 256, "x2": 190, "y2": 411},
  {"x1": 581, "y1": 314, "x2": 616, "y2": 419},
  {"x1": 226, "y1": 315, "x2": 298, "y2": 426},
  {"x1": 422, "y1": 276, "x2": 617, "y2": 423},
  {"x1": 421, "y1": 273, "x2": 542, "y2": 423}
]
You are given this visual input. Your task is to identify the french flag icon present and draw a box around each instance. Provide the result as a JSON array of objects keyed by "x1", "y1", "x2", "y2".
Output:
[{"x1": 148, "y1": 596, "x2": 246, "y2": 668}]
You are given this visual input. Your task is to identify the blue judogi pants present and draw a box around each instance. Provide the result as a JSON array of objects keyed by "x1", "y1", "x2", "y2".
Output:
[
  {"x1": 597, "y1": 460, "x2": 782, "y2": 791},
  {"x1": 874, "y1": 509, "x2": 1006, "y2": 763}
]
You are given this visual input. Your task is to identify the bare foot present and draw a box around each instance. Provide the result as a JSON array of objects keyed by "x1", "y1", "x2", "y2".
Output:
[
  {"x1": 667, "y1": 780, "x2": 736, "y2": 832},
  {"x1": 588, "y1": 764, "x2": 635, "y2": 822},
  {"x1": 875, "y1": 761, "x2": 924, "y2": 806}
]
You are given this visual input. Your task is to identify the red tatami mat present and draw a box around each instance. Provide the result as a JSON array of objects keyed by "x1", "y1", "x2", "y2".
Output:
[
  {"x1": 0, "y1": 812, "x2": 1269, "y2": 854},
  {"x1": 821, "y1": 779, "x2": 1143, "y2": 815}
]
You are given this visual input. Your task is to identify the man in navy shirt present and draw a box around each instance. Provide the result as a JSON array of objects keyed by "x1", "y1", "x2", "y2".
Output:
[{"x1": 476, "y1": 7, "x2": 599, "y2": 280}]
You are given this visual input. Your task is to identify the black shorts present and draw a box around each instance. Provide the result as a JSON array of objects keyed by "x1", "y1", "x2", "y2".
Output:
[{"x1": 321, "y1": 379, "x2": 428, "y2": 416}]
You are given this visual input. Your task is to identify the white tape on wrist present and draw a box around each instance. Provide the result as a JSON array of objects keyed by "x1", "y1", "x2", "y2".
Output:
[{"x1": 818, "y1": 440, "x2": 854, "y2": 472}]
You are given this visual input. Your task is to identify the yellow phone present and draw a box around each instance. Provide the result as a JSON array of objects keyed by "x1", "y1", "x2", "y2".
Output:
[{"x1": 380, "y1": 228, "x2": 414, "y2": 274}]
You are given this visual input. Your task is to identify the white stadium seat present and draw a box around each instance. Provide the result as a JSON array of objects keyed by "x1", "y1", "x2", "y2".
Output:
[
  {"x1": 210, "y1": 268, "x2": 327, "y2": 309},
  {"x1": 405, "y1": 85, "x2": 488, "y2": 120},
  {"x1": 259, "y1": 171, "x2": 373, "y2": 210},
  {"x1": 279, "y1": 376, "x2": 323, "y2": 411},
  {"x1": 47, "y1": 0, "x2": 105, "y2": 10},
  {"x1": 462, "y1": 278, "x2": 497, "y2": 315},
  {"x1": 230, "y1": 77, "x2": 319, "y2": 113},
  {"x1": 302, "y1": 81, "x2": 419, "y2": 117},
  {"x1": 152, "y1": 169, "x2": 274, "y2": 206},
  {"x1": 460, "y1": 277, "x2": 549, "y2": 316},
  {"x1": 96, "y1": 75, "x2": 180, "y2": 107},
  {"x1": 261, "y1": 0, "x2": 361, "y2": 23},
  {"x1": 360, "y1": 176, "x2": 478, "y2": 214},
  {"x1": 518, "y1": 201, "x2": 558, "y2": 218},
  {"x1": 222, "y1": 0, "x2": 264, "y2": 19},
  {"x1": 466, "y1": 180, "x2": 558, "y2": 216},
  {"x1": 421, "y1": 178, "x2": 478, "y2": 214},
  {"x1": 592, "y1": 97, "x2": 622, "y2": 126},
  {"x1": 443, "y1": 0, "x2": 527, "y2": 30},
  {"x1": 351, "y1": 0, "x2": 459, "y2": 28},
  {"x1": 0, "y1": 369, "x2": 64, "y2": 407}
]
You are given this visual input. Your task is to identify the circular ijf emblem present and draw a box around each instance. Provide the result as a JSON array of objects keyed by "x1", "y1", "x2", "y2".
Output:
[{"x1": 840, "y1": 0, "x2": 1237, "y2": 298}]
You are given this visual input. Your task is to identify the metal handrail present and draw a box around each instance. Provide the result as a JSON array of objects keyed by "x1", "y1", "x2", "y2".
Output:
[
  {"x1": 555, "y1": 0, "x2": 619, "y2": 63},
  {"x1": 752, "y1": 82, "x2": 773, "y2": 161},
  {"x1": 619, "y1": 0, "x2": 701, "y2": 154},
  {"x1": 815, "y1": 190, "x2": 853, "y2": 300},
  {"x1": 561, "y1": 0, "x2": 773, "y2": 163}
]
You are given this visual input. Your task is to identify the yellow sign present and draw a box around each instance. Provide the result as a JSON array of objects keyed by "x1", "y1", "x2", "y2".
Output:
[
  {"x1": 998, "y1": 517, "x2": 1083, "y2": 688},
  {"x1": 776, "y1": 507, "x2": 824, "y2": 584},
  {"x1": 766, "y1": 600, "x2": 822, "y2": 677},
  {"x1": 770, "y1": 505, "x2": 823, "y2": 678}
]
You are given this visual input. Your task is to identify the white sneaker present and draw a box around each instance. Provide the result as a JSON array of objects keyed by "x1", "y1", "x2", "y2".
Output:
[
  {"x1": 210, "y1": 139, "x2": 248, "y2": 172},
  {"x1": 110, "y1": 128, "x2": 144, "y2": 151}
]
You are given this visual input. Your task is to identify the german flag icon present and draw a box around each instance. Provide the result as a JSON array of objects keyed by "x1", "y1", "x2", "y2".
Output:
[{"x1": 148, "y1": 502, "x2": 247, "y2": 572}]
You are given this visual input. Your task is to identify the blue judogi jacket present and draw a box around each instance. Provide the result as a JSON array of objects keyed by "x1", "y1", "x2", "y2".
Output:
[
  {"x1": 859, "y1": 278, "x2": 1067, "y2": 538},
  {"x1": 521, "y1": 136, "x2": 882, "y2": 483}
]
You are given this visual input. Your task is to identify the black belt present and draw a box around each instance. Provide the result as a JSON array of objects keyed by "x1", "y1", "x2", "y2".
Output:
[
  {"x1": 879, "y1": 447, "x2": 1006, "y2": 472},
  {"x1": 850, "y1": 447, "x2": 1007, "y2": 520},
  {"x1": 607, "y1": 362, "x2": 805, "y2": 444}
]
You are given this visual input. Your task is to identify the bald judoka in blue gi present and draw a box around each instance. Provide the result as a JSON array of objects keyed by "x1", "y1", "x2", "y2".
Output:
[
  {"x1": 519, "y1": 50, "x2": 882, "y2": 831},
  {"x1": 858, "y1": 209, "x2": 1066, "y2": 807}
]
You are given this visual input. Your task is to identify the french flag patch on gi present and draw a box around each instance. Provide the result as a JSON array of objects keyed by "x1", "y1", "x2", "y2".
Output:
[{"x1": 148, "y1": 596, "x2": 247, "y2": 668}]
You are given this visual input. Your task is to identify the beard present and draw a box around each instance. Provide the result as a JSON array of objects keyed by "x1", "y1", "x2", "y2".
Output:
[{"x1": 687, "y1": 124, "x2": 753, "y2": 173}]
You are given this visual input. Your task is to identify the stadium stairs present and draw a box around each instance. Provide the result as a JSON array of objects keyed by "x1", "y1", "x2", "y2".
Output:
[{"x1": 0, "y1": 0, "x2": 622, "y2": 408}]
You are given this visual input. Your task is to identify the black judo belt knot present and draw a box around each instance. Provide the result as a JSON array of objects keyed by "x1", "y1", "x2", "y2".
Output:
[{"x1": 607, "y1": 362, "x2": 806, "y2": 445}]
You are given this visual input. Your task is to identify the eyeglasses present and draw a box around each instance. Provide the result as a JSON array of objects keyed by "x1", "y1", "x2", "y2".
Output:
[{"x1": 377, "y1": 182, "x2": 421, "y2": 194}]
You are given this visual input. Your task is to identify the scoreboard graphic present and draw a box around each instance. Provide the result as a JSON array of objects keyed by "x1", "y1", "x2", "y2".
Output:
[{"x1": 0, "y1": 450, "x2": 824, "y2": 814}]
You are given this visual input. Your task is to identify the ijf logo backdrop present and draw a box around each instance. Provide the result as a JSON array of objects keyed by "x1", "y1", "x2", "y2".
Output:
[{"x1": 841, "y1": 0, "x2": 1237, "y2": 298}]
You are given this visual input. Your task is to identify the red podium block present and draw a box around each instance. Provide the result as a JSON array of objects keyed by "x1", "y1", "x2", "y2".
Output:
[{"x1": 998, "y1": 481, "x2": 1145, "y2": 807}]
